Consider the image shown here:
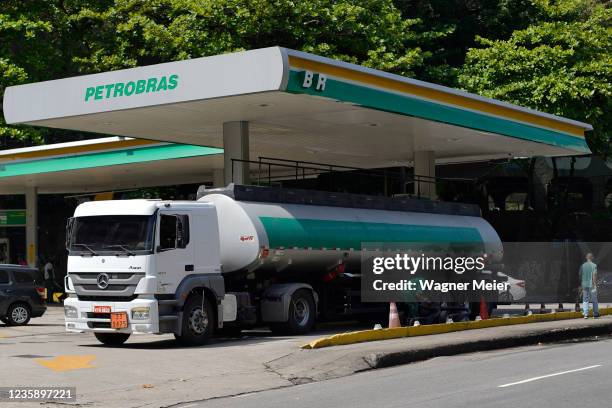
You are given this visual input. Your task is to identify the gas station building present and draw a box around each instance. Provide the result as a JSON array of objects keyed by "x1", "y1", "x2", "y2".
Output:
[{"x1": 1, "y1": 47, "x2": 592, "y2": 269}]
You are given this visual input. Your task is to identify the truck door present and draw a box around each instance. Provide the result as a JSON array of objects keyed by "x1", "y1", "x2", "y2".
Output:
[{"x1": 155, "y1": 212, "x2": 195, "y2": 295}]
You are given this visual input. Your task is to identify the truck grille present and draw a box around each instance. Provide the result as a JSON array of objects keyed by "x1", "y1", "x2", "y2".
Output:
[
  {"x1": 81, "y1": 284, "x2": 129, "y2": 291},
  {"x1": 88, "y1": 321, "x2": 112, "y2": 329},
  {"x1": 76, "y1": 295, "x2": 138, "y2": 302},
  {"x1": 70, "y1": 272, "x2": 145, "y2": 299}
]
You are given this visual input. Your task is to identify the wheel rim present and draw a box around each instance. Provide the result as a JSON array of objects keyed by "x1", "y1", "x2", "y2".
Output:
[
  {"x1": 293, "y1": 298, "x2": 310, "y2": 327},
  {"x1": 11, "y1": 306, "x2": 28, "y2": 324},
  {"x1": 188, "y1": 306, "x2": 208, "y2": 335}
]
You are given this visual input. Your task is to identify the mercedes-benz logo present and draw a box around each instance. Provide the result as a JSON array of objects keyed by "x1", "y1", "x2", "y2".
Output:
[{"x1": 96, "y1": 273, "x2": 110, "y2": 290}]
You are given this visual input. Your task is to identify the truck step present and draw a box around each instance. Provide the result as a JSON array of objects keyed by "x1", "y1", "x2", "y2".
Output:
[
  {"x1": 157, "y1": 300, "x2": 179, "y2": 306},
  {"x1": 159, "y1": 315, "x2": 179, "y2": 321}
]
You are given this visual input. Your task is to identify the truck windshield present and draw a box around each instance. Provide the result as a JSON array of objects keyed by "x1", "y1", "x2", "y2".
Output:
[{"x1": 68, "y1": 215, "x2": 155, "y2": 255}]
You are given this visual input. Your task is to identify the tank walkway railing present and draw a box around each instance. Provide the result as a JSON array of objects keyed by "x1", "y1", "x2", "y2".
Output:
[{"x1": 230, "y1": 156, "x2": 475, "y2": 200}]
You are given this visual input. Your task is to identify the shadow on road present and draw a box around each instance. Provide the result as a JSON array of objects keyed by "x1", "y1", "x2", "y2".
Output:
[{"x1": 76, "y1": 321, "x2": 371, "y2": 350}]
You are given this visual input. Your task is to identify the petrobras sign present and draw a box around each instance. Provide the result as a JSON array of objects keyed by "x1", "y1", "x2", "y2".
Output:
[
  {"x1": 3, "y1": 47, "x2": 286, "y2": 124},
  {"x1": 84, "y1": 75, "x2": 179, "y2": 102}
]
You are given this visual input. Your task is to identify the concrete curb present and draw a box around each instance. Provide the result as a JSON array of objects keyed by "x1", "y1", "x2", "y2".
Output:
[
  {"x1": 268, "y1": 317, "x2": 612, "y2": 385},
  {"x1": 302, "y1": 307, "x2": 612, "y2": 349},
  {"x1": 365, "y1": 322, "x2": 612, "y2": 369}
]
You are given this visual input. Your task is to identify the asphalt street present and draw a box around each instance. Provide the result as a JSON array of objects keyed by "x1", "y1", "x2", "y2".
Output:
[
  {"x1": 1, "y1": 305, "x2": 610, "y2": 407},
  {"x1": 0, "y1": 307, "x2": 362, "y2": 408},
  {"x1": 191, "y1": 337, "x2": 612, "y2": 408}
]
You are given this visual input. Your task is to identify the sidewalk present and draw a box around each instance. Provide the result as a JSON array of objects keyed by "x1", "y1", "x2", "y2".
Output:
[{"x1": 266, "y1": 315, "x2": 612, "y2": 384}]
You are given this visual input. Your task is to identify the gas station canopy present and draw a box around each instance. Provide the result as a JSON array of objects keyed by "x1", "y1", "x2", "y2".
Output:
[
  {"x1": 0, "y1": 137, "x2": 222, "y2": 194},
  {"x1": 0, "y1": 47, "x2": 595, "y2": 268},
  {"x1": 3, "y1": 47, "x2": 592, "y2": 171}
]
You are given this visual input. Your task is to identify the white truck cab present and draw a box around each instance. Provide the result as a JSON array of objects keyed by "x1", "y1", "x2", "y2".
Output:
[{"x1": 64, "y1": 199, "x2": 230, "y2": 346}]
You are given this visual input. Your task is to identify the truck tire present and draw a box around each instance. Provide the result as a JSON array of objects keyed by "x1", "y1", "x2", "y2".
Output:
[
  {"x1": 94, "y1": 332, "x2": 131, "y2": 346},
  {"x1": 270, "y1": 289, "x2": 316, "y2": 335},
  {"x1": 174, "y1": 294, "x2": 215, "y2": 346},
  {"x1": 7, "y1": 303, "x2": 31, "y2": 326}
]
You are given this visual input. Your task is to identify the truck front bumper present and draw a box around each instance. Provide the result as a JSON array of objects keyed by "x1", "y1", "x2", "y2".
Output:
[{"x1": 64, "y1": 297, "x2": 159, "y2": 334}]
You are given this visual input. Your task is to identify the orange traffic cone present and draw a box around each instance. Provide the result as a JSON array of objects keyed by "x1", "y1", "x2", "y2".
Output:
[
  {"x1": 389, "y1": 302, "x2": 401, "y2": 328},
  {"x1": 479, "y1": 298, "x2": 489, "y2": 320}
]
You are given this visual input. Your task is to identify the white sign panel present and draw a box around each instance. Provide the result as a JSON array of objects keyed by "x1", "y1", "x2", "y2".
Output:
[{"x1": 3, "y1": 47, "x2": 287, "y2": 124}]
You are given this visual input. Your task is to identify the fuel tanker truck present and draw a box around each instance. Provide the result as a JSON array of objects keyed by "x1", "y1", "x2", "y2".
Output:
[{"x1": 63, "y1": 184, "x2": 502, "y2": 346}]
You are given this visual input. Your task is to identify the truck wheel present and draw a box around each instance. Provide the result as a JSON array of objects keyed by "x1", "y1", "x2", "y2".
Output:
[
  {"x1": 174, "y1": 294, "x2": 215, "y2": 347},
  {"x1": 7, "y1": 303, "x2": 31, "y2": 326},
  {"x1": 270, "y1": 289, "x2": 316, "y2": 335},
  {"x1": 94, "y1": 332, "x2": 130, "y2": 346}
]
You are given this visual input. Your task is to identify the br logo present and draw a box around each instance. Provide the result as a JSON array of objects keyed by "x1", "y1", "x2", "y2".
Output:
[{"x1": 301, "y1": 71, "x2": 328, "y2": 92}]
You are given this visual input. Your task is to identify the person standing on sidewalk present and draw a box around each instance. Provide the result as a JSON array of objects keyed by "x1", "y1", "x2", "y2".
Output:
[
  {"x1": 43, "y1": 259, "x2": 56, "y2": 303},
  {"x1": 580, "y1": 253, "x2": 599, "y2": 319}
]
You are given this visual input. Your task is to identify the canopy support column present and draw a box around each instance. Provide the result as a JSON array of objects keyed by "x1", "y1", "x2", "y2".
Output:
[
  {"x1": 223, "y1": 121, "x2": 250, "y2": 185},
  {"x1": 213, "y1": 169, "x2": 225, "y2": 188},
  {"x1": 25, "y1": 186, "x2": 38, "y2": 267},
  {"x1": 414, "y1": 150, "x2": 436, "y2": 200}
]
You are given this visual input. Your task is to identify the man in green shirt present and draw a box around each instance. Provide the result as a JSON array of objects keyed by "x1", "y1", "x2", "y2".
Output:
[{"x1": 580, "y1": 253, "x2": 599, "y2": 318}]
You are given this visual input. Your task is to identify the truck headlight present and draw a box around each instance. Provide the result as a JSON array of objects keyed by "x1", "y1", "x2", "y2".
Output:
[
  {"x1": 64, "y1": 305, "x2": 78, "y2": 319},
  {"x1": 131, "y1": 307, "x2": 150, "y2": 320}
]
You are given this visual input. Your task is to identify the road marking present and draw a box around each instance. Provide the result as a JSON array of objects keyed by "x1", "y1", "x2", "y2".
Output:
[
  {"x1": 498, "y1": 365, "x2": 602, "y2": 388},
  {"x1": 35, "y1": 355, "x2": 96, "y2": 372}
]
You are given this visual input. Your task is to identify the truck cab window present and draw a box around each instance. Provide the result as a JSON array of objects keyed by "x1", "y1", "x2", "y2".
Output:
[
  {"x1": 159, "y1": 214, "x2": 190, "y2": 250},
  {"x1": 159, "y1": 215, "x2": 178, "y2": 250},
  {"x1": 68, "y1": 215, "x2": 155, "y2": 255}
]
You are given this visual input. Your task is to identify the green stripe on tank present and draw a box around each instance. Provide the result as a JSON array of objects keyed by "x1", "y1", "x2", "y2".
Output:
[{"x1": 259, "y1": 217, "x2": 482, "y2": 249}]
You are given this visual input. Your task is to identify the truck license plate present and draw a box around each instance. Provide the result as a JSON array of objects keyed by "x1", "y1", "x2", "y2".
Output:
[
  {"x1": 94, "y1": 306, "x2": 111, "y2": 313},
  {"x1": 110, "y1": 312, "x2": 128, "y2": 329}
]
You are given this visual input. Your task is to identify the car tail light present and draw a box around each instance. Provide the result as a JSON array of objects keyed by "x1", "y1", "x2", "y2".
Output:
[
  {"x1": 516, "y1": 281, "x2": 525, "y2": 288},
  {"x1": 36, "y1": 287, "x2": 47, "y2": 300}
]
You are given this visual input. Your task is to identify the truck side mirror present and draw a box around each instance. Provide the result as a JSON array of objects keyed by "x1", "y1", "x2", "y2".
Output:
[
  {"x1": 176, "y1": 215, "x2": 190, "y2": 248},
  {"x1": 65, "y1": 218, "x2": 75, "y2": 250}
]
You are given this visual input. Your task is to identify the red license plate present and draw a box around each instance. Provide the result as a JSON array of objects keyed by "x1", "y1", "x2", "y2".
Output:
[
  {"x1": 111, "y1": 312, "x2": 128, "y2": 329},
  {"x1": 94, "y1": 306, "x2": 111, "y2": 313}
]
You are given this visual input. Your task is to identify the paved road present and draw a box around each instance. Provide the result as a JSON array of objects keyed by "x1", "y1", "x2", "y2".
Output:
[
  {"x1": 191, "y1": 337, "x2": 612, "y2": 408},
  {"x1": 2, "y1": 306, "x2": 609, "y2": 407},
  {"x1": 0, "y1": 307, "x2": 367, "y2": 408}
]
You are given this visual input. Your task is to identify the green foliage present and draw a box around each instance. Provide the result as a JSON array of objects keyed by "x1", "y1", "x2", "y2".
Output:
[
  {"x1": 393, "y1": 0, "x2": 540, "y2": 85},
  {"x1": 460, "y1": 0, "x2": 611, "y2": 155},
  {"x1": 0, "y1": 0, "x2": 110, "y2": 147},
  {"x1": 0, "y1": 0, "x2": 445, "y2": 147},
  {"x1": 70, "y1": 0, "x2": 437, "y2": 77}
]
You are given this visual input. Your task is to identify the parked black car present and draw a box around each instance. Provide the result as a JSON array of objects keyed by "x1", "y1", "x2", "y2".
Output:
[{"x1": 0, "y1": 264, "x2": 47, "y2": 325}]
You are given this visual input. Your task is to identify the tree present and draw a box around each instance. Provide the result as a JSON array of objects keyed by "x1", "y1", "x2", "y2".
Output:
[
  {"x1": 0, "y1": 0, "x2": 111, "y2": 148},
  {"x1": 0, "y1": 0, "x2": 448, "y2": 148},
  {"x1": 72, "y1": 0, "x2": 448, "y2": 76},
  {"x1": 459, "y1": 0, "x2": 611, "y2": 156},
  {"x1": 393, "y1": 0, "x2": 541, "y2": 85}
]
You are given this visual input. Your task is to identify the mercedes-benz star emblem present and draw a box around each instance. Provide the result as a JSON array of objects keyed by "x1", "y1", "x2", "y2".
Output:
[{"x1": 96, "y1": 273, "x2": 110, "y2": 290}]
